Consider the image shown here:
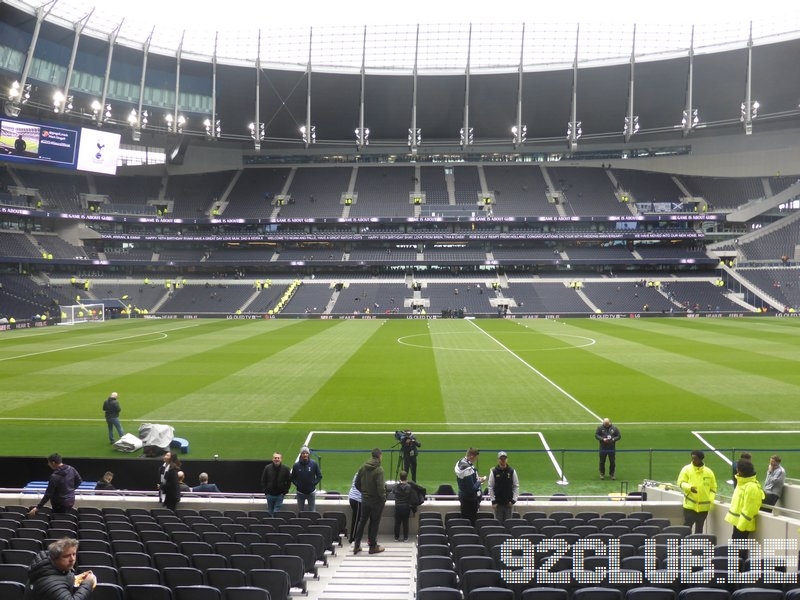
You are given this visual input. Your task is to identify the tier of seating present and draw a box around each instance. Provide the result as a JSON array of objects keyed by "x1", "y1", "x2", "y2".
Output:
[
  {"x1": 3, "y1": 166, "x2": 793, "y2": 223},
  {"x1": 415, "y1": 510, "x2": 797, "y2": 600},
  {"x1": 737, "y1": 268, "x2": 800, "y2": 311},
  {"x1": 0, "y1": 504, "x2": 348, "y2": 600},
  {"x1": 0, "y1": 275, "x2": 762, "y2": 321},
  {"x1": 740, "y1": 219, "x2": 800, "y2": 263}
]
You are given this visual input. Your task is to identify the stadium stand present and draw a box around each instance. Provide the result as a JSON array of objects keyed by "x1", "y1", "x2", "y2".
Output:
[
  {"x1": 484, "y1": 165, "x2": 560, "y2": 218},
  {"x1": 350, "y1": 166, "x2": 416, "y2": 218}
]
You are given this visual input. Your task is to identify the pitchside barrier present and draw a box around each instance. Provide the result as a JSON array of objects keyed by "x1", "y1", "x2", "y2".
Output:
[{"x1": 312, "y1": 447, "x2": 800, "y2": 498}]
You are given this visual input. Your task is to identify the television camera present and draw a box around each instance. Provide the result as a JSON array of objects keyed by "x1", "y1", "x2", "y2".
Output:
[{"x1": 395, "y1": 429, "x2": 416, "y2": 444}]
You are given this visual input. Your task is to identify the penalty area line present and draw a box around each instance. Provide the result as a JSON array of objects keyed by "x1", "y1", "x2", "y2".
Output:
[
  {"x1": 537, "y1": 432, "x2": 567, "y2": 483},
  {"x1": 692, "y1": 431, "x2": 732, "y2": 466},
  {"x1": 693, "y1": 429, "x2": 800, "y2": 467},
  {"x1": 306, "y1": 430, "x2": 566, "y2": 482}
]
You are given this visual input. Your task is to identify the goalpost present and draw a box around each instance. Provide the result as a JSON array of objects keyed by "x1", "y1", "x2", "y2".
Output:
[{"x1": 58, "y1": 303, "x2": 105, "y2": 325}]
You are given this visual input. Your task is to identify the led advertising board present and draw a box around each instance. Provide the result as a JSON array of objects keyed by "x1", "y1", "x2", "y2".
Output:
[{"x1": 0, "y1": 116, "x2": 120, "y2": 174}]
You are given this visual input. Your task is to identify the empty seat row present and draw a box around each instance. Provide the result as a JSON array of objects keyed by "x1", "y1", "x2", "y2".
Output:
[{"x1": 417, "y1": 586, "x2": 796, "y2": 600}]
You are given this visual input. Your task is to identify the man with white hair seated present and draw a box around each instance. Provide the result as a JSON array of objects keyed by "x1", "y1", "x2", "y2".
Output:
[{"x1": 192, "y1": 472, "x2": 221, "y2": 495}]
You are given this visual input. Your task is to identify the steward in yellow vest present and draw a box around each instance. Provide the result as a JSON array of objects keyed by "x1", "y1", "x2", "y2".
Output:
[{"x1": 725, "y1": 461, "x2": 764, "y2": 538}]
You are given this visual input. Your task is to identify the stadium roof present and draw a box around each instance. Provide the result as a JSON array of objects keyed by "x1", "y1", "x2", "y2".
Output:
[
  {"x1": 7, "y1": 0, "x2": 800, "y2": 74},
  {"x1": 3, "y1": 0, "x2": 800, "y2": 148}
]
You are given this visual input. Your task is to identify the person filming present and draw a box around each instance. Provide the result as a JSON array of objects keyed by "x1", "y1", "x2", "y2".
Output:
[{"x1": 397, "y1": 430, "x2": 421, "y2": 481}]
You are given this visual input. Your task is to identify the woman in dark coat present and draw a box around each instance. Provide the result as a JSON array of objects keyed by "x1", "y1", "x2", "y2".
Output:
[{"x1": 160, "y1": 452, "x2": 182, "y2": 510}]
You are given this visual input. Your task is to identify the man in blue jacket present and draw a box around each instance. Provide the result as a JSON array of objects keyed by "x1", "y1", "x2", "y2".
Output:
[
  {"x1": 192, "y1": 472, "x2": 221, "y2": 495},
  {"x1": 28, "y1": 453, "x2": 83, "y2": 517},
  {"x1": 455, "y1": 447, "x2": 486, "y2": 525},
  {"x1": 291, "y1": 446, "x2": 322, "y2": 511}
]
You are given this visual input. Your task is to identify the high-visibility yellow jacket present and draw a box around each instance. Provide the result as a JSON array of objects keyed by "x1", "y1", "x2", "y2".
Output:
[
  {"x1": 725, "y1": 474, "x2": 765, "y2": 532},
  {"x1": 678, "y1": 463, "x2": 717, "y2": 513}
]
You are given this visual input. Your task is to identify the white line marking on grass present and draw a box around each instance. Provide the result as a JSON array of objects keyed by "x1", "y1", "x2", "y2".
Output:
[
  {"x1": 0, "y1": 322, "x2": 203, "y2": 362},
  {"x1": 617, "y1": 421, "x2": 800, "y2": 426},
  {"x1": 691, "y1": 432, "x2": 730, "y2": 465},
  {"x1": 692, "y1": 430, "x2": 800, "y2": 466},
  {"x1": 537, "y1": 432, "x2": 567, "y2": 482},
  {"x1": 694, "y1": 430, "x2": 800, "y2": 434},
  {"x1": 309, "y1": 430, "x2": 509, "y2": 436},
  {"x1": 306, "y1": 430, "x2": 567, "y2": 480},
  {"x1": 7, "y1": 419, "x2": 800, "y2": 427},
  {"x1": 466, "y1": 320, "x2": 601, "y2": 421},
  {"x1": 397, "y1": 332, "x2": 596, "y2": 352}
]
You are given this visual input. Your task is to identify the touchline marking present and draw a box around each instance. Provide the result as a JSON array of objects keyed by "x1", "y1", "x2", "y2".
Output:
[
  {"x1": 467, "y1": 320, "x2": 601, "y2": 421},
  {"x1": 0, "y1": 322, "x2": 204, "y2": 362},
  {"x1": 306, "y1": 430, "x2": 566, "y2": 480},
  {"x1": 693, "y1": 430, "x2": 800, "y2": 466},
  {"x1": 6, "y1": 419, "x2": 800, "y2": 427}
]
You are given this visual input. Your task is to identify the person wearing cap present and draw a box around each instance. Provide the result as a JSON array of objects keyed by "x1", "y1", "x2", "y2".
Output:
[
  {"x1": 352, "y1": 448, "x2": 387, "y2": 555},
  {"x1": 725, "y1": 460, "x2": 764, "y2": 539},
  {"x1": 291, "y1": 446, "x2": 322, "y2": 511},
  {"x1": 102, "y1": 391, "x2": 124, "y2": 444},
  {"x1": 488, "y1": 451, "x2": 519, "y2": 524},
  {"x1": 677, "y1": 450, "x2": 717, "y2": 533},
  {"x1": 595, "y1": 417, "x2": 621, "y2": 480},
  {"x1": 731, "y1": 452, "x2": 752, "y2": 489},
  {"x1": 455, "y1": 448, "x2": 486, "y2": 526}
]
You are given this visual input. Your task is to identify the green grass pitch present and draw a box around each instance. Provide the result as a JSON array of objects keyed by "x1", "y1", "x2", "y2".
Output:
[{"x1": 1, "y1": 317, "x2": 798, "y2": 497}]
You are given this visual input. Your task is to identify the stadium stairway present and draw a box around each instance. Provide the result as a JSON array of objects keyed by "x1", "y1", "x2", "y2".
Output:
[{"x1": 309, "y1": 540, "x2": 415, "y2": 600}]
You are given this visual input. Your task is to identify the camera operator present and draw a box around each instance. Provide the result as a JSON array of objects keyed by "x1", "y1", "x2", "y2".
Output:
[{"x1": 397, "y1": 430, "x2": 421, "y2": 482}]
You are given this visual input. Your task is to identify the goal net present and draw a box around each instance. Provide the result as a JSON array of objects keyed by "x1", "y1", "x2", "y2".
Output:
[{"x1": 58, "y1": 303, "x2": 105, "y2": 325}]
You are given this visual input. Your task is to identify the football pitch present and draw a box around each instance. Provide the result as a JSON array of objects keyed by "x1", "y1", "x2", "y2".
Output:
[{"x1": 1, "y1": 317, "x2": 798, "y2": 497}]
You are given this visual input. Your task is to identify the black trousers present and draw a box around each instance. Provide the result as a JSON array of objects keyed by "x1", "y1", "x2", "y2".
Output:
[
  {"x1": 599, "y1": 449, "x2": 616, "y2": 476},
  {"x1": 459, "y1": 495, "x2": 480, "y2": 526},
  {"x1": 394, "y1": 504, "x2": 411, "y2": 540},
  {"x1": 354, "y1": 500, "x2": 385, "y2": 548},
  {"x1": 731, "y1": 527, "x2": 751, "y2": 560},
  {"x1": 682, "y1": 508, "x2": 708, "y2": 534},
  {"x1": 403, "y1": 456, "x2": 418, "y2": 482},
  {"x1": 349, "y1": 498, "x2": 362, "y2": 542}
]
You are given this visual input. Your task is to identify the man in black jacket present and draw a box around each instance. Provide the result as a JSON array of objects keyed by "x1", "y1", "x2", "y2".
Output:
[
  {"x1": 400, "y1": 431, "x2": 421, "y2": 482},
  {"x1": 595, "y1": 417, "x2": 622, "y2": 480},
  {"x1": 353, "y1": 448, "x2": 387, "y2": 555},
  {"x1": 102, "y1": 391, "x2": 124, "y2": 443},
  {"x1": 488, "y1": 451, "x2": 520, "y2": 524},
  {"x1": 262, "y1": 452, "x2": 292, "y2": 515},
  {"x1": 28, "y1": 454, "x2": 83, "y2": 517},
  {"x1": 25, "y1": 537, "x2": 96, "y2": 599}
]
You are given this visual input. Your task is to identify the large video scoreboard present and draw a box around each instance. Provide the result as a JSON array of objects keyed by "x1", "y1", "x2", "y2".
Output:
[{"x1": 0, "y1": 116, "x2": 121, "y2": 175}]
